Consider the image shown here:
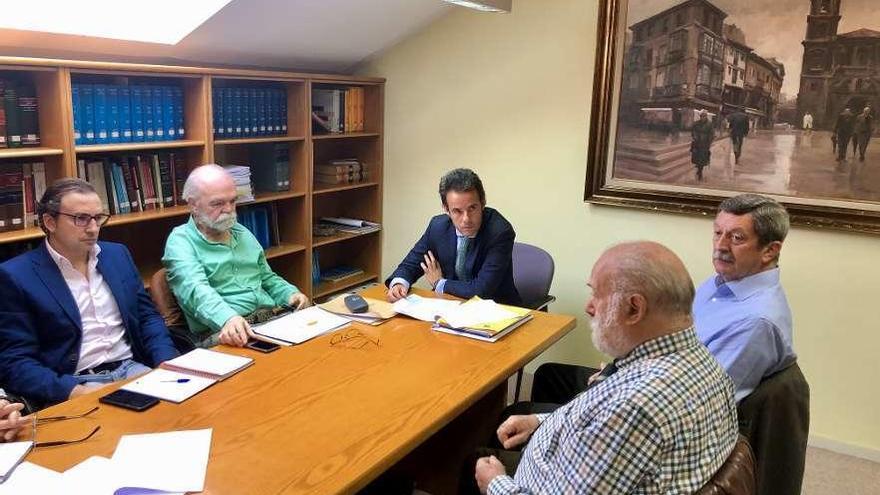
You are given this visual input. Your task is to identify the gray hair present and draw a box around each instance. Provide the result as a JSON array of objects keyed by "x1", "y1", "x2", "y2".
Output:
[
  {"x1": 182, "y1": 164, "x2": 229, "y2": 203},
  {"x1": 718, "y1": 193, "x2": 789, "y2": 246},
  {"x1": 605, "y1": 242, "x2": 695, "y2": 317}
]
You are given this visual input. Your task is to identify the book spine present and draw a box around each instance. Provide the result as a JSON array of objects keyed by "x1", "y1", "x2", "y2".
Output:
[
  {"x1": 131, "y1": 85, "x2": 145, "y2": 142},
  {"x1": 257, "y1": 88, "x2": 267, "y2": 136},
  {"x1": 171, "y1": 152, "x2": 188, "y2": 205},
  {"x1": 158, "y1": 153, "x2": 175, "y2": 206},
  {"x1": 212, "y1": 88, "x2": 220, "y2": 138},
  {"x1": 118, "y1": 86, "x2": 132, "y2": 142},
  {"x1": 142, "y1": 86, "x2": 155, "y2": 141},
  {"x1": 152, "y1": 86, "x2": 165, "y2": 140},
  {"x1": 107, "y1": 85, "x2": 120, "y2": 143},
  {"x1": 280, "y1": 88, "x2": 287, "y2": 133},
  {"x1": 111, "y1": 160, "x2": 131, "y2": 214},
  {"x1": 233, "y1": 87, "x2": 242, "y2": 137},
  {"x1": 99, "y1": 159, "x2": 118, "y2": 214},
  {"x1": 174, "y1": 86, "x2": 185, "y2": 139},
  {"x1": 150, "y1": 154, "x2": 164, "y2": 207},
  {"x1": 163, "y1": 86, "x2": 175, "y2": 140},
  {"x1": 223, "y1": 87, "x2": 234, "y2": 136},
  {"x1": 93, "y1": 84, "x2": 108, "y2": 144},
  {"x1": 17, "y1": 85, "x2": 40, "y2": 147},
  {"x1": 122, "y1": 157, "x2": 142, "y2": 212},
  {"x1": 22, "y1": 163, "x2": 34, "y2": 226},
  {"x1": 4, "y1": 84, "x2": 22, "y2": 148},
  {"x1": 32, "y1": 162, "x2": 46, "y2": 213},
  {"x1": 81, "y1": 84, "x2": 96, "y2": 144},
  {"x1": 137, "y1": 156, "x2": 157, "y2": 209},
  {"x1": 0, "y1": 80, "x2": 7, "y2": 148}
]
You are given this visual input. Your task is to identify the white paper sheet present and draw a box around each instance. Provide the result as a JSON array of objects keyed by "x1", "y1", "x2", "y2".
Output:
[
  {"x1": 0, "y1": 441, "x2": 31, "y2": 481},
  {"x1": 121, "y1": 368, "x2": 216, "y2": 403},
  {"x1": 111, "y1": 429, "x2": 212, "y2": 493},
  {"x1": 162, "y1": 348, "x2": 252, "y2": 379},
  {"x1": 0, "y1": 461, "x2": 62, "y2": 494},
  {"x1": 440, "y1": 298, "x2": 518, "y2": 329},
  {"x1": 391, "y1": 294, "x2": 461, "y2": 322},
  {"x1": 253, "y1": 306, "x2": 349, "y2": 344}
]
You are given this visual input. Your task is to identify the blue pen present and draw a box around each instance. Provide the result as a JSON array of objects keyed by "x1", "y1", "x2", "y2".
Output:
[{"x1": 161, "y1": 378, "x2": 191, "y2": 383}]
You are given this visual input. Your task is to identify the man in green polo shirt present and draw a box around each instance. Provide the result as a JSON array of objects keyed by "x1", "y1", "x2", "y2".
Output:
[{"x1": 162, "y1": 164, "x2": 309, "y2": 347}]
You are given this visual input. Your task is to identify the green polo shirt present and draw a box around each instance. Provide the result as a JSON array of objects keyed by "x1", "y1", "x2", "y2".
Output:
[{"x1": 162, "y1": 217, "x2": 299, "y2": 339}]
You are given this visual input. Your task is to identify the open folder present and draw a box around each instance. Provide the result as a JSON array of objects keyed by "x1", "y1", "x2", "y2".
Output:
[{"x1": 252, "y1": 305, "x2": 350, "y2": 345}]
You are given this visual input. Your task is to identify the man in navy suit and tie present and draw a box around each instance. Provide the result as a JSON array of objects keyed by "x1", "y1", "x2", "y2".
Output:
[
  {"x1": 0, "y1": 178, "x2": 178, "y2": 409},
  {"x1": 385, "y1": 168, "x2": 521, "y2": 305}
]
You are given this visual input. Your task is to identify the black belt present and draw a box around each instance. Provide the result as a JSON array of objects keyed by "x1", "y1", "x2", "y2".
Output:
[{"x1": 79, "y1": 360, "x2": 125, "y2": 375}]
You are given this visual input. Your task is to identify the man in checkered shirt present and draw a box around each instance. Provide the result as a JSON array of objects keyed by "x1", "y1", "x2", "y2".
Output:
[{"x1": 474, "y1": 242, "x2": 738, "y2": 494}]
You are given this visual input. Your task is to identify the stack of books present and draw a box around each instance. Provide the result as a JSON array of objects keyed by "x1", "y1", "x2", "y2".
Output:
[
  {"x1": 319, "y1": 216, "x2": 380, "y2": 234},
  {"x1": 432, "y1": 297, "x2": 533, "y2": 343},
  {"x1": 224, "y1": 165, "x2": 254, "y2": 203},
  {"x1": 72, "y1": 83, "x2": 184, "y2": 145},
  {"x1": 315, "y1": 158, "x2": 367, "y2": 186},
  {"x1": 0, "y1": 79, "x2": 41, "y2": 148},
  {"x1": 0, "y1": 161, "x2": 45, "y2": 231},
  {"x1": 320, "y1": 265, "x2": 364, "y2": 283}
]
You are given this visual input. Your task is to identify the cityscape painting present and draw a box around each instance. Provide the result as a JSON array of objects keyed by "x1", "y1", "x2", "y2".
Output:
[{"x1": 586, "y1": 0, "x2": 880, "y2": 233}]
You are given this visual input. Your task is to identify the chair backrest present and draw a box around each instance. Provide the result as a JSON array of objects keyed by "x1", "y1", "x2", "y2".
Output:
[
  {"x1": 150, "y1": 268, "x2": 186, "y2": 329},
  {"x1": 736, "y1": 362, "x2": 810, "y2": 495},
  {"x1": 512, "y1": 242, "x2": 554, "y2": 310},
  {"x1": 696, "y1": 435, "x2": 757, "y2": 495}
]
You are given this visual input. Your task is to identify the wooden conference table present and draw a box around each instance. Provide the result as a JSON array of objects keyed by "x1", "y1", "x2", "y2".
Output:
[{"x1": 27, "y1": 287, "x2": 575, "y2": 494}]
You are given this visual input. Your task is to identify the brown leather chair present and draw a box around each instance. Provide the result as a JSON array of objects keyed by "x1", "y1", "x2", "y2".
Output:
[
  {"x1": 150, "y1": 268, "x2": 198, "y2": 352},
  {"x1": 697, "y1": 435, "x2": 757, "y2": 495},
  {"x1": 737, "y1": 362, "x2": 810, "y2": 495}
]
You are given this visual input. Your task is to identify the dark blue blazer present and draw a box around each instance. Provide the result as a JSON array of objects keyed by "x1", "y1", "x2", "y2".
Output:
[
  {"x1": 386, "y1": 207, "x2": 521, "y2": 305},
  {"x1": 0, "y1": 241, "x2": 178, "y2": 406}
]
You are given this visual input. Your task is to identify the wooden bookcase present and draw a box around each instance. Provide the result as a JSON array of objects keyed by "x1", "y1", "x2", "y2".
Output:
[{"x1": 0, "y1": 57, "x2": 384, "y2": 301}]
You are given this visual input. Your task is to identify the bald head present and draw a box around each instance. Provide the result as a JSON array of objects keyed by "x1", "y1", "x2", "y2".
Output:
[
  {"x1": 182, "y1": 164, "x2": 235, "y2": 204},
  {"x1": 595, "y1": 241, "x2": 695, "y2": 318}
]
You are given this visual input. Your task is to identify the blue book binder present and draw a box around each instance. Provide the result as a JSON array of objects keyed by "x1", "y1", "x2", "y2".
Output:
[
  {"x1": 142, "y1": 86, "x2": 155, "y2": 141},
  {"x1": 163, "y1": 86, "x2": 175, "y2": 140},
  {"x1": 256, "y1": 88, "x2": 266, "y2": 136},
  {"x1": 151, "y1": 86, "x2": 165, "y2": 140},
  {"x1": 81, "y1": 84, "x2": 96, "y2": 145},
  {"x1": 107, "y1": 85, "x2": 120, "y2": 143},
  {"x1": 130, "y1": 85, "x2": 145, "y2": 142},
  {"x1": 223, "y1": 87, "x2": 234, "y2": 136},
  {"x1": 173, "y1": 86, "x2": 185, "y2": 139},
  {"x1": 232, "y1": 87, "x2": 243, "y2": 137},
  {"x1": 119, "y1": 86, "x2": 132, "y2": 142},
  {"x1": 212, "y1": 89, "x2": 220, "y2": 138},
  {"x1": 252, "y1": 207, "x2": 270, "y2": 248},
  {"x1": 110, "y1": 160, "x2": 131, "y2": 214},
  {"x1": 93, "y1": 84, "x2": 109, "y2": 144},
  {"x1": 241, "y1": 88, "x2": 251, "y2": 136},
  {"x1": 273, "y1": 88, "x2": 283, "y2": 135},
  {"x1": 71, "y1": 84, "x2": 83, "y2": 145},
  {"x1": 249, "y1": 88, "x2": 259, "y2": 137},
  {"x1": 265, "y1": 88, "x2": 276, "y2": 135},
  {"x1": 280, "y1": 88, "x2": 288, "y2": 133}
]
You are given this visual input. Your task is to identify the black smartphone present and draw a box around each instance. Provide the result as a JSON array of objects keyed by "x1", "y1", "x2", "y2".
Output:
[
  {"x1": 246, "y1": 339, "x2": 281, "y2": 353},
  {"x1": 99, "y1": 389, "x2": 159, "y2": 411}
]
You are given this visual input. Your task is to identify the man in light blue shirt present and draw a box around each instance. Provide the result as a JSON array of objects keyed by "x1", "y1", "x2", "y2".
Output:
[{"x1": 693, "y1": 193, "x2": 796, "y2": 402}]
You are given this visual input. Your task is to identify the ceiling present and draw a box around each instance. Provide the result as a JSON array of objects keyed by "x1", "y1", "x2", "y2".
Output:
[{"x1": 0, "y1": 0, "x2": 455, "y2": 73}]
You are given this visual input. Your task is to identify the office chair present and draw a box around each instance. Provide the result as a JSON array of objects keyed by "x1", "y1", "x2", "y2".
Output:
[
  {"x1": 696, "y1": 435, "x2": 757, "y2": 495},
  {"x1": 150, "y1": 268, "x2": 199, "y2": 353},
  {"x1": 737, "y1": 362, "x2": 810, "y2": 495},
  {"x1": 511, "y1": 242, "x2": 556, "y2": 400}
]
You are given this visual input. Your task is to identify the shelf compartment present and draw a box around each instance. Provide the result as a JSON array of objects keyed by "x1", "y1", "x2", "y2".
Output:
[
  {"x1": 313, "y1": 229, "x2": 379, "y2": 248},
  {"x1": 265, "y1": 242, "x2": 306, "y2": 259},
  {"x1": 313, "y1": 272, "x2": 378, "y2": 299}
]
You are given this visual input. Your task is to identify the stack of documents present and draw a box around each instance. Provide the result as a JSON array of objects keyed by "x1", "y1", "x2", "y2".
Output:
[
  {"x1": 433, "y1": 297, "x2": 533, "y2": 342},
  {"x1": 224, "y1": 165, "x2": 254, "y2": 202},
  {"x1": 319, "y1": 293, "x2": 397, "y2": 325},
  {"x1": 252, "y1": 305, "x2": 349, "y2": 345},
  {"x1": 320, "y1": 216, "x2": 380, "y2": 234},
  {"x1": 391, "y1": 294, "x2": 462, "y2": 322},
  {"x1": 0, "y1": 428, "x2": 212, "y2": 495},
  {"x1": 122, "y1": 348, "x2": 253, "y2": 403}
]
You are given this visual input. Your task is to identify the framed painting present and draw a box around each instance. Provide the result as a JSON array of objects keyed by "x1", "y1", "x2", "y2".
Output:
[{"x1": 586, "y1": 0, "x2": 880, "y2": 234}]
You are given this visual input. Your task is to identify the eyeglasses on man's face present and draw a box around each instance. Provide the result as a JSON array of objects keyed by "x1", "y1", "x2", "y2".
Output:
[{"x1": 55, "y1": 211, "x2": 112, "y2": 227}]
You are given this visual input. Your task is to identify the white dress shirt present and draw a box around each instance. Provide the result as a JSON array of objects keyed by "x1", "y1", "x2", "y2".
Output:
[{"x1": 45, "y1": 241, "x2": 133, "y2": 373}]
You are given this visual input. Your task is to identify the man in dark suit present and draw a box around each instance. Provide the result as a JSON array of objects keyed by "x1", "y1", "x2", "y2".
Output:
[
  {"x1": 0, "y1": 179, "x2": 178, "y2": 409},
  {"x1": 385, "y1": 168, "x2": 521, "y2": 305},
  {"x1": 727, "y1": 110, "x2": 749, "y2": 164}
]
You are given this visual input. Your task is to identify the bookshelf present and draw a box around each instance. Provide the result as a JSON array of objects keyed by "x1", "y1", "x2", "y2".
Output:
[{"x1": 0, "y1": 57, "x2": 383, "y2": 302}]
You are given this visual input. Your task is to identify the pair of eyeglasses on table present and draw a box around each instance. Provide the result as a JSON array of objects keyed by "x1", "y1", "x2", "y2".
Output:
[{"x1": 30, "y1": 405, "x2": 101, "y2": 448}]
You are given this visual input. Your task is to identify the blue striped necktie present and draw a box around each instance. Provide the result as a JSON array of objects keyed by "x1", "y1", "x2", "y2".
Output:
[{"x1": 455, "y1": 236, "x2": 471, "y2": 281}]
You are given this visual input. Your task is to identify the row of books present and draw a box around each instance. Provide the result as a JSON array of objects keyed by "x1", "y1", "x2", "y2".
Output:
[
  {"x1": 315, "y1": 158, "x2": 368, "y2": 186},
  {"x1": 0, "y1": 161, "x2": 46, "y2": 232},
  {"x1": 76, "y1": 153, "x2": 188, "y2": 215},
  {"x1": 310, "y1": 251, "x2": 365, "y2": 286},
  {"x1": 312, "y1": 87, "x2": 366, "y2": 134},
  {"x1": 212, "y1": 87, "x2": 288, "y2": 139},
  {"x1": 0, "y1": 80, "x2": 40, "y2": 148},
  {"x1": 72, "y1": 83, "x2": 185, "y2": 145}
]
